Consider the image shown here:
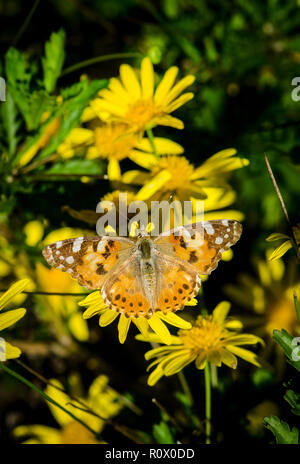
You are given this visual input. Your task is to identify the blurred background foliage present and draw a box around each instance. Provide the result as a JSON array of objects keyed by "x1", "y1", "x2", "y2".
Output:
[{"x1": 0, "y1": 0, "x2": 300, "y2": 444}]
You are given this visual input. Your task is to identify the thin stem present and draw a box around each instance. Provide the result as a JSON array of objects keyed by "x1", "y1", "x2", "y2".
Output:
[
  {"x1": 0, "y1": 289, "x2": 87, "y2": 296},
  {"x1": 146, "y1": 127, "x2": 159, "y2": 157},
  {"x1": 177, "y1": 371, "x2": 194, "y2": 406},
  {"x1": 293, "y1": 290, "x2": 300, "y2": 326},
  {"x1": 0, "y1": 362, "x2": 101, "y2": 440},
  {"x1": 204, "y1": 362, "x2": 212, "y2": 444},
  {"x1": 152, "y1": 398, "x2": 183, "y2": 433},
  {"x1": 61, "y1": 53, "x2": 142, "y2": 77},
  {"x1": 13, "y1": 0, "x2": 40, "y2": 46},
  {"x1": 264, "y1": 153, "x2": 300, "y2": 260},
  {"x1": 210, "y1": 364, "x2": 218, "y2": 388}
]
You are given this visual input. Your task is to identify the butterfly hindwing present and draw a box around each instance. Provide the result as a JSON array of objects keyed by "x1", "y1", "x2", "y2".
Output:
[{"x1": 42, "y1": 236, "x2": 133, "y2": 290}]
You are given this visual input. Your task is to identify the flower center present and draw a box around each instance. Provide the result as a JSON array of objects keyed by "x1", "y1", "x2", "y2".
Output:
[
  {"x1": 152, "y1": 156, "x2": 195, "y2": 193},
  {"x1": 60, "y1": 421, "x2": 99, "y2": 444},
  {"x1": 179, "y1": 316, "x2": 226, "y2": 354},
  {"x1": 95, "y1": 123, "x2": 137, "y2": 160},
  {"x1": 126, "y1": 99, "x2": 161, "y2": 131}
]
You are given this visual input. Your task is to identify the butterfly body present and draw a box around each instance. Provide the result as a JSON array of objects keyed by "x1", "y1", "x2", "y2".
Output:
[{"x1": 43, "y1": 220, "x2": 242, "y2": 318}]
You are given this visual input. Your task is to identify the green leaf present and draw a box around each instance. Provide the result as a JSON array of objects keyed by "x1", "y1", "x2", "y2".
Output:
[
  {"x1": 152, "y1": 421, "x2": 175, "y2": 444},
  {"x1": 284, "y1": 389, "x2": 300, "y2": 416},
  {"x1": 5, "y1": 47, "x2": 32, "y2": 129},
  {"x1": 42, "y1": 29, "x2": 66, "y2": 93},
  {"x1": 1, "y1": 90, "x2": 20, "y2": 157},
  {"x1": 28, "y1": 91, "x2": 56, "y2": 130},
  {"x1": 273, "y1": 329, "x2": 300, "y2": 371},
  {"x1": 33, "y1": 79, "x2": 108, "y2": 162},
  {"x1": 45, "y1": 159, "x2": 105, "y2": 176},
  {"x1": 264, "y1": 416, "x2": 299, "y2": 444}
]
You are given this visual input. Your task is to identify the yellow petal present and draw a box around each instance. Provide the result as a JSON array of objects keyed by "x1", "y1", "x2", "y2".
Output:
[
  {"x1": 99, "y1": 310, "x2": 119, "y2": 327},
  {"x1": 155, "y1": 115, "x2": 184, "y2": 129},
  {"x1": 118, "y1": 314, "x2": 131, "y2": 344},
  {"x1": 148, "y1": 365, "x2": 165, "y2": 386},
  {"x1": 135, "y1": 169, "x2": 171, "y2": 200},
  {"x1": 109, "y1": 78, "x2": 132, "y2": 103},
  {"x1": 0, "y1": 308, "x2": 26, "y2": 331},
  {"x1": 165, "y1": 92, "x2": 194, "y2": 113},
  {"x1": 219, "y1": 348, "x2": 237, "y2": 369},
  {"x1": 162, "y1": 75, "x2": 195, "y2": 106},
  {"x1": 212, "y1": 301, "x2": 231, "y2": 324},
  {"x1": 141, "y1": 57, "x2": 154, "y2": 99},
  {"x1": 122, "y1": 169, "x2": 151, "y2": 185},
  {"x1": 3, "y1": 341, "x2": 22, "y2": 360},
  {"x1": 90, "y1": 98, "x2": 125, "y2": 117},
  {"x1": 227, "y1": 345, "x2": 260, "y2": 367},
  {"x1": 266, "y1": 233, "x2": 290, "y2": 242},
  {"x1": 163, "y1": 351, "x2": 194, "y2": 375},
  {"x1": 132, "y1": 317, "x2": 149, "y2": 337},
  {"x1": 268, "y1": 241, "x2": 293, "y2": 261},
  {"x1": 108, "y1": 158, "x2": 121, "y2": 181},
  {"x1": 154, "y1": 66, "x2": 179, "y2": 104},
  {"x1": 79, "y1": 291, "x2": 103, "y2": 307},
  {"x1": 147, "y1": 313, "x2": 171, "y2": 345},
  {"x1": 225, "y1": 319, "x2": 243, "y2": 330},
  {"x1": 157, "y1": 312, "x2": 192, "y2": 329},
  {"x1": 82, "y1": 305, "x2": 106, "y2": 319},
  {"x1": 120, "y1": 64, "x2": 141, "y2": 98},
  {"x1": 65, "y1": 128, "x2": 94, "y2": 145},
  {"x1": 24, "y1": 221, "x2": 44, "y2": 247},
  {"x1": 45, "y1": 379, "x2": 72, "y2": 427},
  {"x1": 0, "y1": 280, "x2": 29, "y2": 311},
  {"x1": 225, "y1": 334, "x2": 264, "y2": 346},
  {"x1": 195, "y1": 352, "x2": 207, "y2": 369},
  {"x1": 13, "y1": 425, "x2": 61, "y2": 444},
  {"x1": 136, "y1": 137, "x2": 184, "y2": 155},
  {"x1": 68, "y1": 312, "x2": 89, "y2": 342},
  {"x1": 129, "y1": 150, "x2": 158, "y2": 169}
]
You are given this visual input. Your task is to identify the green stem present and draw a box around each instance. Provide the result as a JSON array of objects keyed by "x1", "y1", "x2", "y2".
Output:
[
  {"x1": 204, "y1": 362, "x2": 211, "y2": 444},
  {"x1": 210, "y1": 364, "x2": 218, "y2": 388},
  {"x1": 61, "y1": 52, "x2": 142, "y2": 77},
  {"x1": 0, "y1": 362, "x2": 101, "y2": 440},
  {"x1": 177, "y1": 371, "x2": 194, "y2": 406},
  {"x1": 146, "y1": 127, "x2": 158, "y2": 157},
  {"x1": 13, "y1": 0, "x2": 40, "y2": 46}
]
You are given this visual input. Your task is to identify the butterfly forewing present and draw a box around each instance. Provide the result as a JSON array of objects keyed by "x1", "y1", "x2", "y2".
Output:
[
  {"x1": 42, "y1": 236, "x2": 134, "y2": 290},
  {"x1": 155, "y1": 220, "x2": 242, "y2": 275}
]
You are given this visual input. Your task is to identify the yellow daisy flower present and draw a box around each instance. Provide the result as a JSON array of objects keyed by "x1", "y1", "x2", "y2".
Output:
[
  {"x1": 0, "y1": 279, "x2": 28, "y2": 361},
  {"x1": 14, "y1": 374, "x2": 122, "y2": 444},
  {"x1": 123, "y1": 149, "x2": 249, "y2": 203},
  {"x1": 90, "y1": 57, "x2": 195, "y2": 134},
  {"x1": 57, "y1": 122, "x2": 183, "y2": 181},
  {"x1": 266, "y1": 224, "x2": 300, "y2": 261},
  {"x1": 224, "y1": 253, "x2": 300, "y2": 339},
  {"x1": 79, "y1": 291, "x2": 197, "y2": 345},
  {"x1": 137, "y1": 301, "x2": 263, "y2": 386}
]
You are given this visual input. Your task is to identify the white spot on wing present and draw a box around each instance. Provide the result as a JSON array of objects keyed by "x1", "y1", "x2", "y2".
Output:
[
  {"x1": 56, "y1": 241, "x2": 63, "y2": 249},
  {"x1": 204, "y1": 224, "x2": 214, "y2": 235},
  {"x1": 66, "y1": 256, "x2": 74, "y2": 264},
  {"x1": 215, "y1": 237, "x2": 223, "y2": 244},
  {"x1": 73, "y1": 238, "x2": 83, "y2": 253},
  {"x1": 222, "y1": 220, "x2": 229, "y2": 226}
]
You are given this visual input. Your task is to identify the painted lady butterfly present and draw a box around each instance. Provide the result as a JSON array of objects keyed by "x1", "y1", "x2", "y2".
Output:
[{"x1": 43, "y1": 220, "x2": 242, "y2": 318}]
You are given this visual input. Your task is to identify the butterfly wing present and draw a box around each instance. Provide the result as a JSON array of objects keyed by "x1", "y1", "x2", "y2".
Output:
[
  {"x1": 154, "y1": 220, "x2": 242, "y2": 275},
  {"x1": 153, "y1": 251, "x2": 201, "y2": 314},
  {"x1": 42, "y1": 236, "x2": 134, "y2": 290},
  {"x1": 100, "y1": 254, "x2": 153, "y2": 317}
]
